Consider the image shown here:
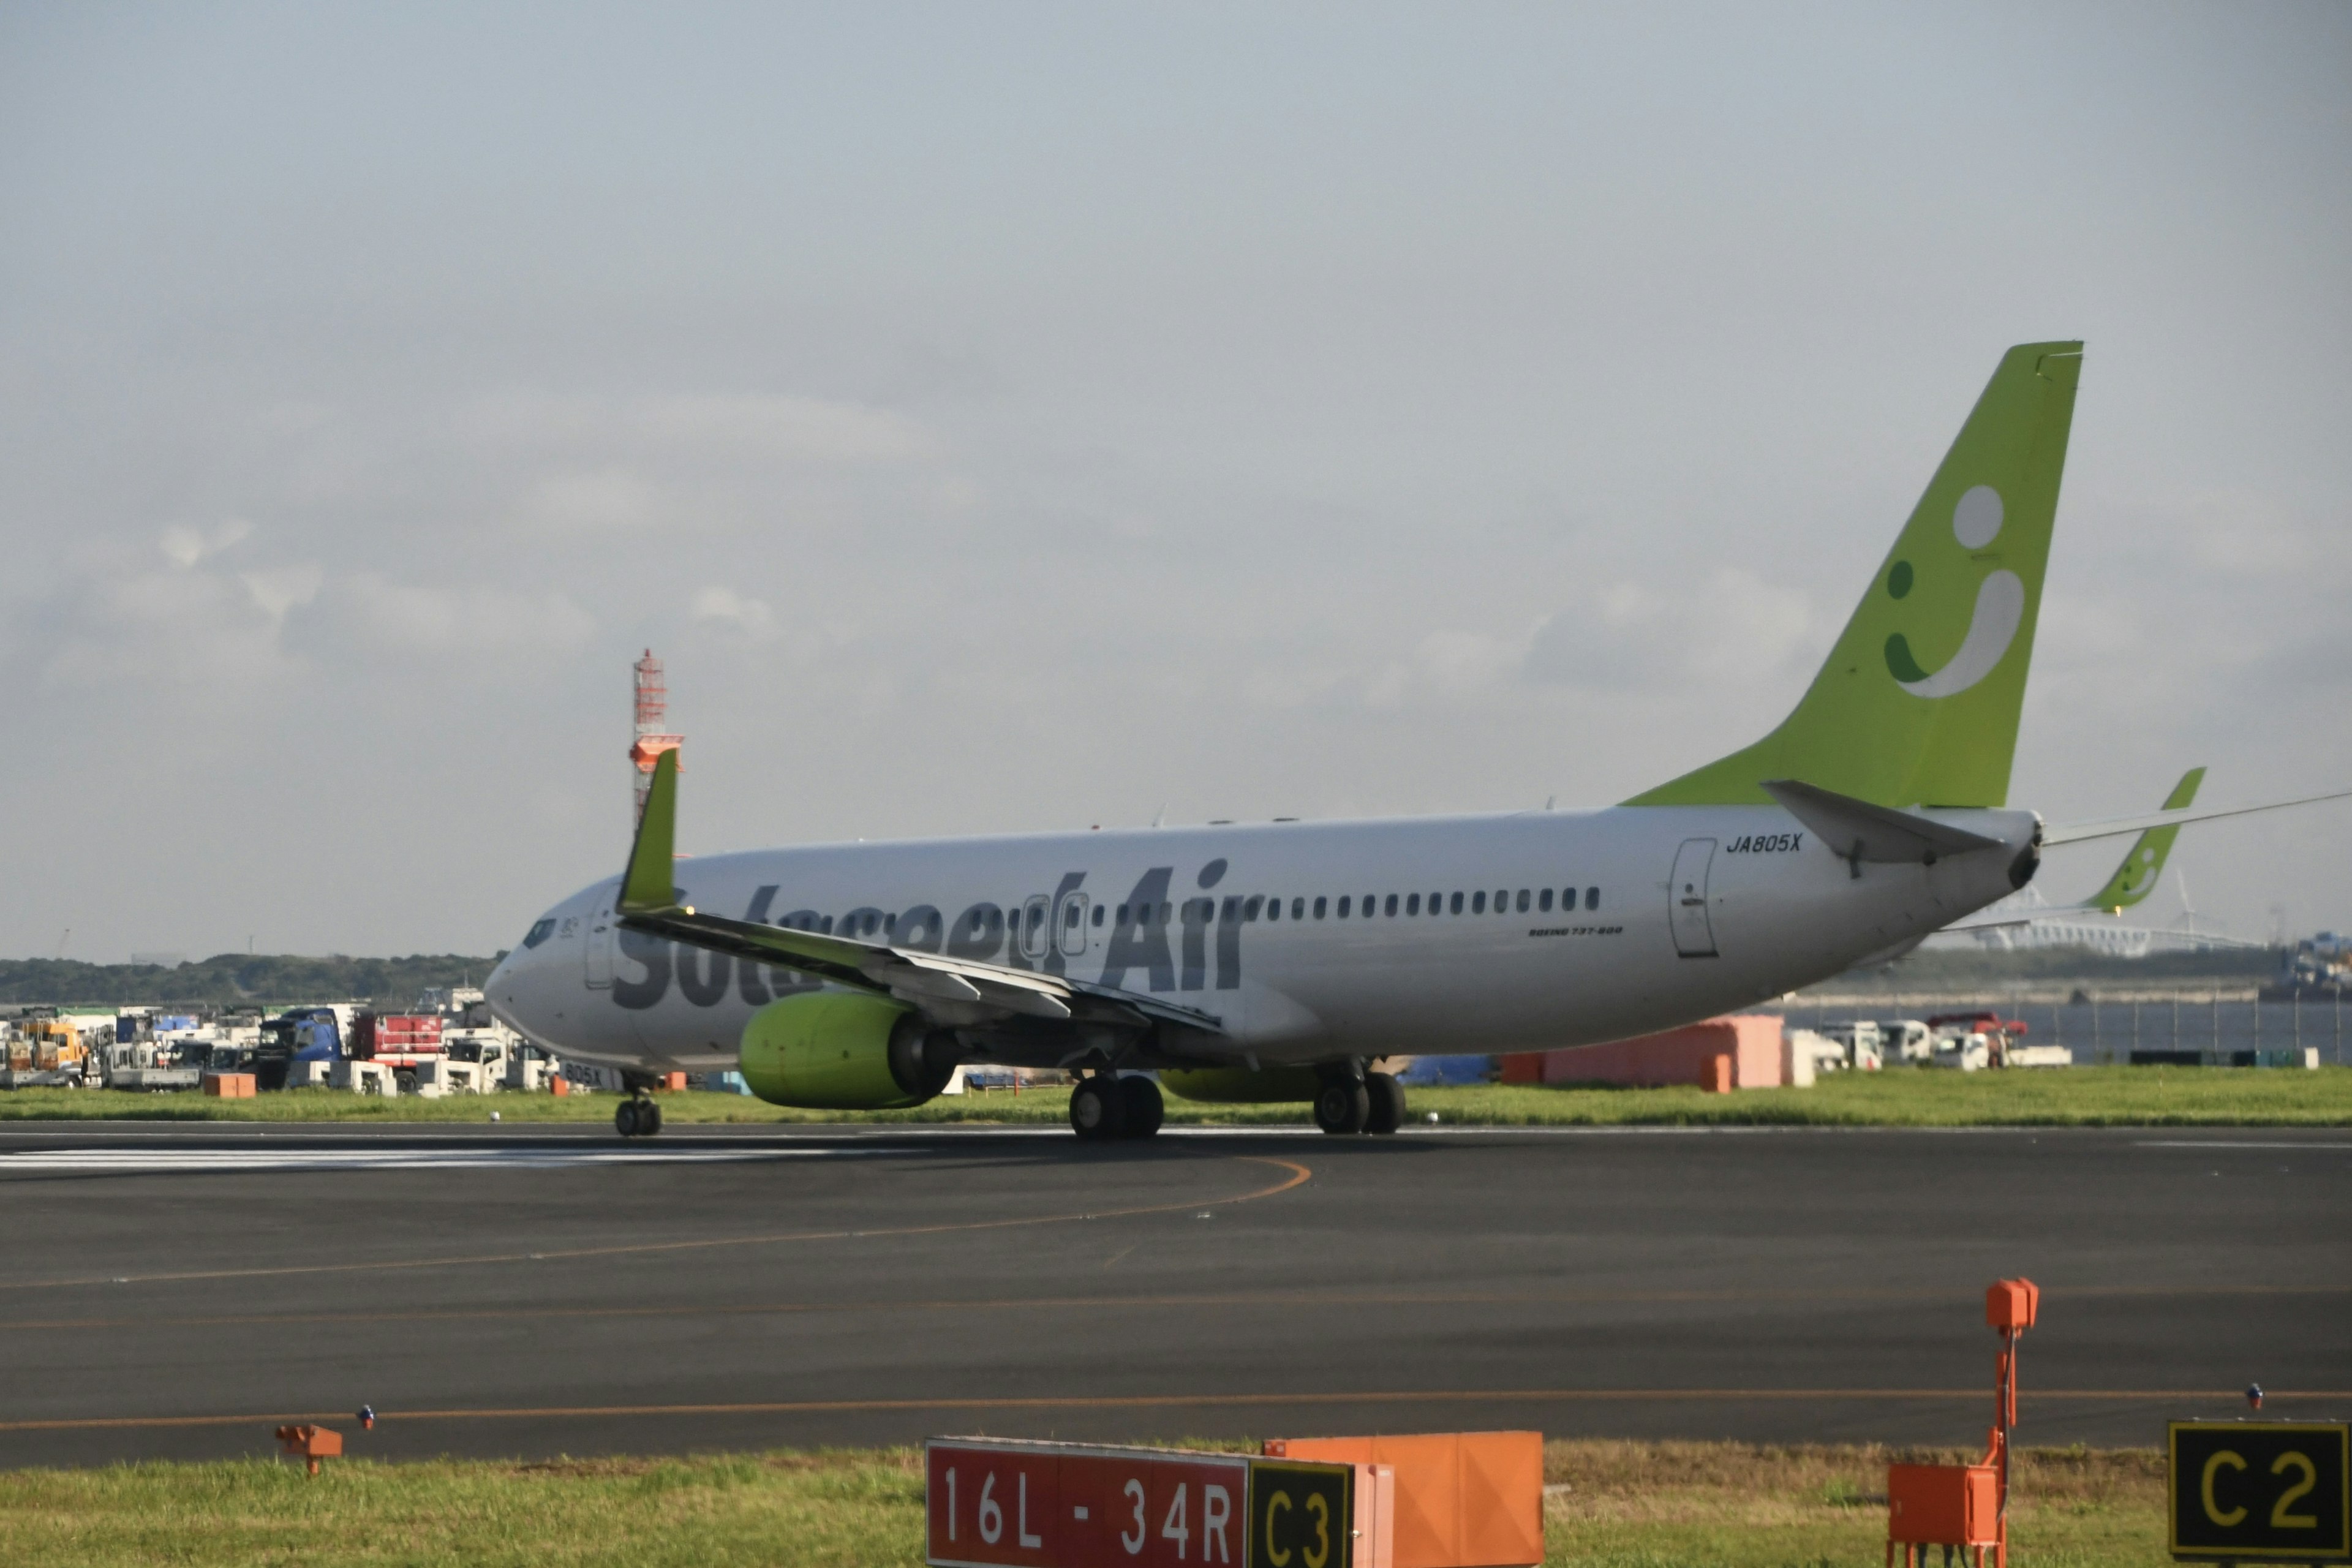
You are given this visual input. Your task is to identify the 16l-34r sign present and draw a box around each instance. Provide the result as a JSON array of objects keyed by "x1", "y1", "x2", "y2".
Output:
[{"x1": 928, "y1": 1439, "x2": 1253, "y2": 1568}]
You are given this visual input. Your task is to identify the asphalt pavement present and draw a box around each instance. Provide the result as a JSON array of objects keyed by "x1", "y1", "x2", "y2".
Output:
[{"x1": 1, "y1": 1119, "x2": 2345, "y2": 1466}]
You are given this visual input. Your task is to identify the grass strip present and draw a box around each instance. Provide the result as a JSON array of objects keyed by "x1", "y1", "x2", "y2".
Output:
[
  {"x1": 1, "y1": 1065, "x2": 2347, "y2": 1126},
  {"x1": 0, "y1": 1441, "x2": 2171, "y2": 1567}
]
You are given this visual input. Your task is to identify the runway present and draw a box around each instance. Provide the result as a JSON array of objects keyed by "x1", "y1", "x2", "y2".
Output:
[{"x1": 2, "y1": 1120, "x2": 2346, "y2": 1466}]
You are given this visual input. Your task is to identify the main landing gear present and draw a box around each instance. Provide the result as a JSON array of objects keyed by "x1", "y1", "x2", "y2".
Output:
[
  {"x1": 1069, "y1": 1072, "x2": 1164, "y2": 1142},
  {"x1": 616, "y1": 1090, "x2": 663, "y2": 1138},
  {"x1": 1314, "y1": 1067, "x2": 1404, "y2": 1136}
]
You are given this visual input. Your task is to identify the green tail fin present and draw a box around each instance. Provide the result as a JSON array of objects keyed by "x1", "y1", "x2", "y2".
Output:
[
  {"x1": 1626, "y1": 341, "x2": 2083, "y2": 809},
  {"x1": 2080, "y1": 766, "x2": 2204, "y2": 911}
]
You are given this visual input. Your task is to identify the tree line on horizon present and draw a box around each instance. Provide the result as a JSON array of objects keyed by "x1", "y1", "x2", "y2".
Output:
[{"x1": 0, "y1": 953, "x2": 508, "y2": 1008}]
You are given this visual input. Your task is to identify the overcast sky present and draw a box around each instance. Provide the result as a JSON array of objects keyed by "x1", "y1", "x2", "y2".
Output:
[{"x1": 3, "y1": 3, "x2": 2347, "y2": 962}]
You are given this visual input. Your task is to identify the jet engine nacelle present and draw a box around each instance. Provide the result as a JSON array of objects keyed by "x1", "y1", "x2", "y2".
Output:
[{"x1": 737, "y1": 992, "x2": 957, "y2": 1110}]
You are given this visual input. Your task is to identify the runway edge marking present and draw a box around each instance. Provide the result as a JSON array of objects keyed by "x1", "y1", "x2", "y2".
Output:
[{"x1": 12, "y1": 1387, "x2": 2352, "y2": 1434}]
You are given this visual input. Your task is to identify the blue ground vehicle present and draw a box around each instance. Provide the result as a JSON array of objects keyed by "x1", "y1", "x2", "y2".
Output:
[{"x1": 255, "y1": 1008, "x2": 342, "y2": 1090}]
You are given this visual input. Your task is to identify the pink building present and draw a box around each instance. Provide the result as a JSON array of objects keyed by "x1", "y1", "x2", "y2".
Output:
[{"x1": 1502, "y1": 1014, "x2": 1786, "y2": 1090}]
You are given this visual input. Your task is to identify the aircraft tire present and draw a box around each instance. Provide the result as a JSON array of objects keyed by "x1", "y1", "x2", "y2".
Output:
[
  {"x1": 1364, "y1": 1072, "x2": 1404, "y2": 1135},
  {"x1": 640, "y1": 1099, "x2": 663, "y2": 1137},
  {"x1": 614, "y1": 1100, "x2": 640, "y2": 1137},
  {"x1": 1068, "y1": 1076, "x2": 1127, "y2": 1141},
  {"x1": 1313, "y1": 1079, "x2": 1371, "y2": 1136},
  {"x1": 1119, "y1": 1075, "x2": 1164, "y2": 1139}
]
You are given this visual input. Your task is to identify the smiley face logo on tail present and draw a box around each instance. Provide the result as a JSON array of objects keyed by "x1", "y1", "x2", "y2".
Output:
[{"x1": 1883, "y1": 484, "x2": 2025, "y2": 699}]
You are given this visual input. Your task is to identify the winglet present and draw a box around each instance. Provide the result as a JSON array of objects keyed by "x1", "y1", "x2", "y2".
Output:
[
  {"x1": 619, "y1": 749, "x2": 682, "y2": 914},
  {"x1": 2078, "y1": 765, "x2": 2203, "y2": 912}
]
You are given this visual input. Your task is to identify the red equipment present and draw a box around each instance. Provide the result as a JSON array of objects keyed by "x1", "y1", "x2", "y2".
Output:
[
  {"x1": 1887, "y1": 1278, "x2": 2038, "y2": 1568},
  {"x1": 352, "y1": 1014, "x2": 444, "y2": 1069},
  {"x1": 274, "y1": 1423, "x2": 342, "y2": 1477}
]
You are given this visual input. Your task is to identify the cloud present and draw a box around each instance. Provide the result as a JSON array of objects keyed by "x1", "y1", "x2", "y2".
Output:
[
  {"x1": 690, "y1": 586, "x2": 778, "y2": 641},
  {"x1": 1526, "y1": 568, "x2": 1817, "y2": 692},
  {"x1": 241, "y1": 564, "x2": 326, "y2": 620},
  {"x1": 523, "y1": 467, "x2": 661, "y2": 530},
  {"x1": 16, "y1": 523, "x2": 320, "y2": 696},
  {"x1": 1354, "y1": 630, "x2": 1529, "y2": 709},
  {"x1": 290, "y1": 575, "x2": 595, "y2": 660},
  {"x1": 453, "y1": 391, "x2": 957, "y2": 541},
  {"x1": 158, "y1": 519, "x2": 255, "y2": 570},
  {"x1": 464, "y1": 391, "x2": 933, "y2": 467}
]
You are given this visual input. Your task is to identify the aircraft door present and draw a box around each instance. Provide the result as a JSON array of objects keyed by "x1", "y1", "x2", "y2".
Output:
[
  {"x1": 585, "y1": 902, "x2": 616, "y2": 988},
  {"x1": 1055, "y1": 891, "x2": 1091, "y2": 959},
  {"x1": 1018, "y1": 894, "x2": 1052, "y2": 962},
  {"x1": 1670, "y1": 838, "x2": 1719, "y2": 958}
]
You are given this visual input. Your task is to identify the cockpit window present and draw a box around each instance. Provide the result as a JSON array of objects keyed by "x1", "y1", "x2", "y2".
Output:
[{"x1": 522, "y1": 918, "x2": 556, "y2": 949}]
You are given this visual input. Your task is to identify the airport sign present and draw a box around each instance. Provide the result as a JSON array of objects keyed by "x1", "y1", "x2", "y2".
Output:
[
  {"x1": 927, "y1": 1438, "x2": 1252, "y2": 1568},
  {"x1": 2169, "y1": 1421, "x2": 2350, "y2": 1561},
  {"x1": 1243, "y1": 1457, "x2": 1354, "y2": 1568}
]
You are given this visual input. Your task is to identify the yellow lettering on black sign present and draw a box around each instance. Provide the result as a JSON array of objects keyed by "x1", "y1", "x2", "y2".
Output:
[
  {"x1": 1248, "y1": 1460, "x2": 1350, "y2": 1568},
  {"x1": 2169, "y1": 1421, "x2": 2351, "y2": 1561}
]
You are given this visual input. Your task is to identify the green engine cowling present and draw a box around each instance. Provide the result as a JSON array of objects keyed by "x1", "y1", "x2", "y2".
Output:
[
  {"x1": 737, "y1": 992, "x2": 957, "y2": 1110},
  {"x1": 1158, "y1": 1065, "x2": 1324, "y2": 1103}
]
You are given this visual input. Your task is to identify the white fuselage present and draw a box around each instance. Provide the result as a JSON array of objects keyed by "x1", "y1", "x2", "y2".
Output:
[{"x1": 485, "y1": 804, "x2": 2039, "y2": 1075}]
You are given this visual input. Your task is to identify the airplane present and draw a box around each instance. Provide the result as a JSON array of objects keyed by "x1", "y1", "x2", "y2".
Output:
[
  {"x1": 484, "y1": 342, "x2": 2350, "y2": 1140},
  {"x1": 1934, "y1": 767, "x2": 2207, "y2": 950}
]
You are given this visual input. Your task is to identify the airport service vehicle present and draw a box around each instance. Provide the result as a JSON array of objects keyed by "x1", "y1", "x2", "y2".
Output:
[
  {"x1": 255, "y1": 1008, "x2": 344, "y2": 1091},
  {"x1": 442, "y1": 1030, "x2": 559, "y2": 1090},
  {"x1": 443, "y1": 1033, "x2": 507, "y2": 1077},
  {"x1": 1, "y1": 1017, "x2": 95, "y2": 1087},
  {"x1": 100, "y1": 1039, "x2": 204, "y2": 1092},
  {"x1": 350, "y1": 1014, "x2": 446, "y2": 1094},
  {"x1": 484, "y1": 342, "x2": 2351, "y2": 1140}
]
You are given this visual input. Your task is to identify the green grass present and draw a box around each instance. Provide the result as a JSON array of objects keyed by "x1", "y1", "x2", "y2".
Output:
[
  {"x1": 4, "y1": 1065, "x2": 2348, "y2": 1127},
  {"x1": 1547, "y1": 1441, "x2": 2170, "y2": 1568},
  {"x1": 0, "y1": 1442, "x2": 2173, "y2": 1567}
]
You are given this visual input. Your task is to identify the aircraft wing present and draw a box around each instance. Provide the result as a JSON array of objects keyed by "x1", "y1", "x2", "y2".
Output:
[
  {"x1": 1939, "y1": 907, "x2": 2117, "y2": 935},
  {"x1": 2039, "y1": 786, "x2": 2352, "y2": 847},
  {"x1": 1942, "y1": 767, "x2": 2338, "y2": 937},
  {"x1": 612, "y1": 751, "x2": 1226, "y2": 1039}
]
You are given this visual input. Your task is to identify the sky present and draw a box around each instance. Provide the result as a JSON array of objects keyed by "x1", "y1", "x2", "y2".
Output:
[{"x1": 2, "y1": 2, "x2": 2347, "y2": 962}]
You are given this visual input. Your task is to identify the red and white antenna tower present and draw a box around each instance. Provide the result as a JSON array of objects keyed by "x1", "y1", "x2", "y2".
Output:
[{"x1": 628, "y1": 649, "x2": 683, "y2": 823}]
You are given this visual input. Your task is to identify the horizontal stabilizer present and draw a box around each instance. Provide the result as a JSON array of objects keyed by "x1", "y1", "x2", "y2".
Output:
[
  {"x1": 1762, "y1": 778, "x2": 2007, "y2": 867},
  {"x1": 2041, "y1": 786, "x2": 2352, "y2": 847}
]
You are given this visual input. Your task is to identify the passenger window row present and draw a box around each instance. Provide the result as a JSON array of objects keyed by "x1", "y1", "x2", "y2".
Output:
[
  {"x1": 776, "y1": 883, "x2": 1605, "y2": 941},
  {"x1": 1111, "y1": 886, "x2": 1601, "y2": 924}
]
